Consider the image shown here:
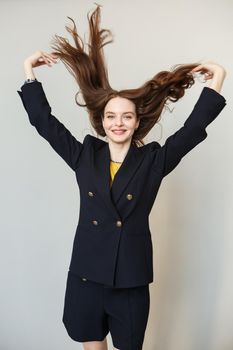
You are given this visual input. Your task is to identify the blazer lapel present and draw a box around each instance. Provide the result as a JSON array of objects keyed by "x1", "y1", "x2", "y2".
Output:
[
  {"x1": 93, "y1": 140, "x2": 145, "y2": 218},
  {"x1": 110, "y1": 143, "x2": 143, "y2": 204}
]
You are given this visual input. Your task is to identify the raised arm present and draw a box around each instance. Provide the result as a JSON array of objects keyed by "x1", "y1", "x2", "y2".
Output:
[
  {"x1": 17, "y1": 51, "x2": 84, "y2": 171},
  {"x1": 151, "y1": 62, "x2": 227, "y2": 177}
]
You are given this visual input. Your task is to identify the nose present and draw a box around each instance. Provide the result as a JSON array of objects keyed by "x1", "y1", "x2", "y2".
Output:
[{"x1": 115, "y1": 117, "x2": 124, "y2": 126}]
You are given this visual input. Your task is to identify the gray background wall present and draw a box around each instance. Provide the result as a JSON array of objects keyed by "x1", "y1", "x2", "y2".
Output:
[{"x1": 1, "y1": 0, "x2": 232, "y2": 349}]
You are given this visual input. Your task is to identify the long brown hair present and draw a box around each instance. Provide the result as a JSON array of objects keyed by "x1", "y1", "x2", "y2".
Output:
[{"x1": 50, "y1": 3, "x2": 201, "y2": 147}]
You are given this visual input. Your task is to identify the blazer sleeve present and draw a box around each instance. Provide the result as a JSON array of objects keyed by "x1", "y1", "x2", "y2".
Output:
[
  {"x1": 151, "y1": 86, "x2": 227, "y2": 177},
  {"x1": 17, "y1": 81, "x2": 84, "y2": 171}
]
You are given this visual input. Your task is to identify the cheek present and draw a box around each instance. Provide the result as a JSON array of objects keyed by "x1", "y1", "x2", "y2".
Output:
[
  {"x1": 128, "y1": 121, "x2": 137, "y2": 129},
  {"x1": 102, "y1": 119, "x2": 111, "y2": 129}
]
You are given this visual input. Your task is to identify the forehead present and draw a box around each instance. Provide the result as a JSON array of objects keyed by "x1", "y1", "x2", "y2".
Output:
[{"x1": 104, "y1": 96, "x2": 135, "y2": 113}]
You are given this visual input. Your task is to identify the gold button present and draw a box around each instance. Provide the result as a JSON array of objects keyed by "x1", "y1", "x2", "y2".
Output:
[
  {"x1": 116, "y1": 220, "x2": 122, "y2": 227},
  {"x1": 126, "y1": 194, "x2": 133, "y2": 200},
  {"x1": 88, "y1": 191, "x2": 94, "y2": 197},
  {"x1": 82, "y1": 277, "x2": 87, "y2": 281},
  {"x1": 92, "y1": 220, "x2": 98, "y2": 225}
]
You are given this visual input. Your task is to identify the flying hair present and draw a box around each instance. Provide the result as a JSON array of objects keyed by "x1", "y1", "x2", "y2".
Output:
[{"x1": 50, "y1": 3, "x2": 201, "y2": 147}]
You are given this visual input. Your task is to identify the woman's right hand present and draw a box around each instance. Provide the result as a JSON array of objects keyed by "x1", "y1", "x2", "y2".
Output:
[{"x1": 24, "y1": 50, "x2": 59, "y2": 68}]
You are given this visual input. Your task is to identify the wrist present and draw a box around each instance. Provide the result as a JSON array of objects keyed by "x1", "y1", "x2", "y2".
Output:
[
  {"x1": 23, "y1": 60, "x2": 32, "y2": 68},
  {"x1": 213, "y1": 68, "x2": 226, "y2": 80},
  {"x1": 23, "y1": 61, "x2": 36, "y2": 80},
  {"x1": 208, "y1": 72, "x2": 226, "y2": 93}
]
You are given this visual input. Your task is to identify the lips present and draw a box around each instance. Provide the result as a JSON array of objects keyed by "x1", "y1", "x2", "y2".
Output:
[{"x1": 112, "y1": 129, "x2": 126, "y2": 135}]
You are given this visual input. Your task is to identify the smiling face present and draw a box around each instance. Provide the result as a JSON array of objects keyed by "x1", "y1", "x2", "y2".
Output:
[{"x1": 102, "y1": 96, "x2": 139, "y2": 145}]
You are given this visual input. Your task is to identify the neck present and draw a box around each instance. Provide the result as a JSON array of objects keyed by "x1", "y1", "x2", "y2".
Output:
[{"x1": 108, "y1": 139, "x2": 131, "y2": 163}]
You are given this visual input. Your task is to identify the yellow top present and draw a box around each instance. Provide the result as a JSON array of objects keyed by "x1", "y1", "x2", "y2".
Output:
[{"x1": 110, "y1": 160, "x2": 122, "y2": 187}]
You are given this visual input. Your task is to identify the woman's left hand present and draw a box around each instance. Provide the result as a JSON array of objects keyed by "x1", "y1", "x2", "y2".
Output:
[
  {"x1": 190, "y1": 61, "x2": 227, "y2": 93},
  {"x1": 190, "y1": 61, "x2": 227, "y2": 81}
]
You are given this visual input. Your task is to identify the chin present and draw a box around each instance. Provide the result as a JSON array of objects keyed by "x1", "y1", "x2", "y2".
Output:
[
  {"x1": 111, "y1": 137, "x2": 132, "y2": 145},
  {"x1": 105, "y1": 131, "x2": 134, "y2": 144}
]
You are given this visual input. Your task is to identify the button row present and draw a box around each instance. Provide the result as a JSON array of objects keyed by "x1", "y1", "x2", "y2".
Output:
[
  {"x1": 92, "y1": 220, "x2": 122, "y2": 227},
  {"x1": 88, "y1": 191, "x2": 133, "y2": 200}
]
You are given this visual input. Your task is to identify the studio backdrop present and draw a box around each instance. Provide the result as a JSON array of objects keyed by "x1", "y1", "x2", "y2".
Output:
[{"x1": 1, "y1": 0, "x2": 232, "y2": 349}]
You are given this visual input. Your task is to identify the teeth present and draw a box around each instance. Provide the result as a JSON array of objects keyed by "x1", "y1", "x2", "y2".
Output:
[{"x1": 113, "y1": 130, "x2": 125, "y2": 134}]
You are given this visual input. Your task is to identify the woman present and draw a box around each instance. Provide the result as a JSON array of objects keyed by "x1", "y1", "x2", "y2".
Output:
[{"x1": 17, "y1": 4, "x2": 227, "y2": 350}]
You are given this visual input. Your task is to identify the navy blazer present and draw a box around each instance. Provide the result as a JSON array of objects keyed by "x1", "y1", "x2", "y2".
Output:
[{"x1": 17, "y1": 81, "x2": 226, "y2": 288}]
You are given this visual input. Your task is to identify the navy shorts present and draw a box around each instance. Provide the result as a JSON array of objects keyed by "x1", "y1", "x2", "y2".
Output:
[{"x1": 62, "y1": 271, "x2": 150, "y2": 350}]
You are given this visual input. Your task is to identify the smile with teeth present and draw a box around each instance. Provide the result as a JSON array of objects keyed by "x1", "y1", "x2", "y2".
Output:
[{"x1": 112, "y1": 130, "x2": 127, "y2": 135}]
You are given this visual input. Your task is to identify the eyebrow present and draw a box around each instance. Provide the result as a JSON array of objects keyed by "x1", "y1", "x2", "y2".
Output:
[{"x1": 105, "y1": 111, "x2": 135, "y2": 115}]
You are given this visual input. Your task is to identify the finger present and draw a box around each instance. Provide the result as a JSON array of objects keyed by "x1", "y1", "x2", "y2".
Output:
[
  {"x1": 205, "y1": 72, "x2": 213, "y2": 79},
  {"x1": 191, "y1": 65, "x2": 203, "y2": 72},
  {"x1": 41, "y1": 54, "x2": 52, "y2": 66},
  {"x1": 44, "y1": 52, "x2": 58, "y2": 61},
  {"x1": 46, "y1": 55, "x2": 58, "y2": 64},
  {"x1": 42, "y1": 58, "x2": 51, "y2": 66},
  {"x1": 51, "y1": 52, "x2": 59, "y2": 58}
]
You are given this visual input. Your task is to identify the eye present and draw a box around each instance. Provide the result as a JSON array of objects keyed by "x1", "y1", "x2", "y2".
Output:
[{"x1": 106, "y1": 115, "x2": 114, "y2": 118}]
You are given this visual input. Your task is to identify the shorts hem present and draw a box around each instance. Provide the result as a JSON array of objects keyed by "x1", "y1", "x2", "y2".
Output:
[{"x1": 63, "y1": 319, "x2": 109, "y2": 342}]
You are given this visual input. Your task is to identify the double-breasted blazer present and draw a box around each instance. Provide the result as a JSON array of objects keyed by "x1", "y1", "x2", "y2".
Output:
[{"x1": 17, "y1": 81, "x2": 226, "y2": 288}]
